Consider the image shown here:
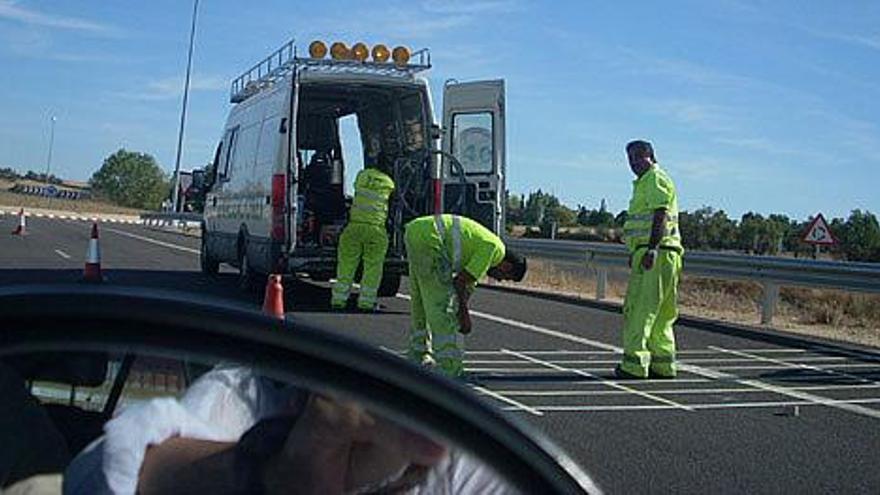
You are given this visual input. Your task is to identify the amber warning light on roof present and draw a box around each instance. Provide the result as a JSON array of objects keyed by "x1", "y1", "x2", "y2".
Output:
[{"x1": 309, "y1": 40, "x2": 411, "y2": 66}]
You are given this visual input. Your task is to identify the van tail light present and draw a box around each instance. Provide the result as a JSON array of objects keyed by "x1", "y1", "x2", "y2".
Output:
[
  {"x1": 433, "y1": 178, "x2": 442, "y2": 214},
  {"x1": 271, "y1": 174, "x2": 286, "y2": 241}
]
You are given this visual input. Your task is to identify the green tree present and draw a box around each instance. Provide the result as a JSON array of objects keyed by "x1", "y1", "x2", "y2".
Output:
[
  {"x1": 738, "y1": 212, "x2": 768, "y2": 253},
  {"x1": 547, "y1": 204, "x2": 577, "y2": 227},
  {"x1": 837, "y1": 210, "x2": 880, "y2": 262},
  {"x1": 90, "y1": 149, "x2": 169, "y2": 209}
]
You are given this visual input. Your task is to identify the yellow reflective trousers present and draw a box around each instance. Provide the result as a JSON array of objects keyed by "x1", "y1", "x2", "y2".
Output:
[{"x1": 620, "y1": 248, "x2": 682, "y2": 378}]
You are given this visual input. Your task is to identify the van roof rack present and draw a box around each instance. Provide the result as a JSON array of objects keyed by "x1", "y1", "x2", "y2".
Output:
[{"x1": 230, "y1": 38, "x2": 431, "y2": 104}]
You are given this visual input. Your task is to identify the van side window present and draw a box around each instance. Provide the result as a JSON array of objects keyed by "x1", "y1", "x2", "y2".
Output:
[
  {"x1": 232, "y1": 124, "x2": 260, "y2": 174},
  {"x1": 257, "y1": 116, "x2": 280, "y2": 168},
  {"x1": 220, "y1": 127, "x2": 239, "y2": 181}
]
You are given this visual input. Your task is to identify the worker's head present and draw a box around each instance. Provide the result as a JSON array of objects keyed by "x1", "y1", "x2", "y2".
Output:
[
  {"x1": 367, "y1": 151, "x2": 393, "y2": 175},
  {"x1": 626, "y1": 140, "x2": 656, "y2": 177},
  {"x1": 487, "y1": 250, "x2": 527, "y2": 282}
]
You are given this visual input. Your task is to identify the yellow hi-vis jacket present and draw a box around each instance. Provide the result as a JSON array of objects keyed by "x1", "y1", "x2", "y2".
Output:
[
  {"x1": 623, "y1": 164, "x2": 682, "y2": 253},
  {"x1": 349, "y1": 168, "x2": 395, "y2": 226},
  {"x1": 406, "y1": 214, "x2": 505, "y2": 287}
]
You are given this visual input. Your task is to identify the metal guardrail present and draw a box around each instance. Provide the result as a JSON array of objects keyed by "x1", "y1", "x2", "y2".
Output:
[
  {"x1": 507, "y1": 238, "x2": 880, "y2": 324},
  {"x1": 136, "y1": 216, "x2": 880, "y2": 324}
]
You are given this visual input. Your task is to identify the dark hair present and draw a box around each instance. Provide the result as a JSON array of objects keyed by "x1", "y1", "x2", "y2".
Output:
[
  {"x1": 504, "y1": 250, "x2": 527, "y2": 282},
  {"x1": 626, "y1": 140, "x2": 656, "y2": 162}
]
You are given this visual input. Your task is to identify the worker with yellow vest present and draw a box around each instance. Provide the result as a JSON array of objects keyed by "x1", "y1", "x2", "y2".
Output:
[
  {"x1": 404, "y1": 214, "x2": 527, "y2": 378},
  {"x1": 331, "y1": 158, "x2": 395, "y2": 311},
  {"x1": 616, "y1": 140, "x2": 684, "y2": 379}
]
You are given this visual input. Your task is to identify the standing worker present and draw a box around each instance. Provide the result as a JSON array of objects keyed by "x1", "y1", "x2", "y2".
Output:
[
  {"x1": 616, "y1": 140, "x2": 684, "y2": 379},
  {"x1": 331, "y1": 156, "x2": 395, "y2": 311},
  {"x1": 405, "y1": 214, "x2": 527, "y2": 378}
]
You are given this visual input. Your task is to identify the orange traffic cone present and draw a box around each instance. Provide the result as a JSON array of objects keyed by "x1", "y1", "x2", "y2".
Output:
[
  {"x1": 83, "y1": 223, "x2": 103, "y2": 283},
  {"x1": 11, "y1": 208, "x2": 26, "y2": 235},
  {"x1": 262, "y1": 274, "x2": 285, "y2": 319}
]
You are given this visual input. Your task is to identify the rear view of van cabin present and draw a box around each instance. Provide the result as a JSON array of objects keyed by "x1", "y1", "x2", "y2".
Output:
[{"x1": 201, "y1": 38, "x2": 506, "y2": 298}]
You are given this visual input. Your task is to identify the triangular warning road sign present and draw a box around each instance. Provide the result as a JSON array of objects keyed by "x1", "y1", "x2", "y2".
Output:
[{"x1": 801, "y1": 213, "x2": 837, "y2": 246}]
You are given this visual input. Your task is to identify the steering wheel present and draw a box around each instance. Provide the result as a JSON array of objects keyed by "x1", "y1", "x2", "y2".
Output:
[
  {"x1": 0, "y1": 285, "x2": 599, "y2": 494},
  {"x1": 394, "y1": 149, "x2": 469, "y2": 219}
]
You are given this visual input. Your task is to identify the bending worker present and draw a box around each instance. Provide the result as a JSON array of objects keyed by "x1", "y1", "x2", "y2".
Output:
[
  {"x1": 405, "y1": 214, "x2": 527, "y2": 378},
  {"x1": 616, "y1": 140, "x2": 684, "y2": 380},
  {"x1": 331, "y1": 156, "x2": 395, "y2": 311}
]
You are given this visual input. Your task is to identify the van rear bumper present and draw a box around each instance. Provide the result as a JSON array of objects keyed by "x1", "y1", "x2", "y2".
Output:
[{"x1": 286, "y1": 256, "x2": 407, "y2": 277}]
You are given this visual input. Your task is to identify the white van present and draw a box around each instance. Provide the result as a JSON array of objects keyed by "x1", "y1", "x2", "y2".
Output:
[{"x1": 202, "y1": 39, "x2": 506, "y2": 296}]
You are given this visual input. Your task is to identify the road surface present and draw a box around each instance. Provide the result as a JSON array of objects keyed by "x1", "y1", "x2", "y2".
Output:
[{"x1": 2, "y1": 215, "x2": 879, "y2": 493}]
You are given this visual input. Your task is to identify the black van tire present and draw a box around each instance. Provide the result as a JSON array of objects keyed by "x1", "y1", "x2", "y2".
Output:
[
  {"x1": 200, "y1": 233, "x2": 219, "y2": 276},
  {"x1": 378, "y1": 273, "x2": 402, "y2": 297},
  {"x1": 237, "y1": 243, "x2": 259, "y2": 292}
]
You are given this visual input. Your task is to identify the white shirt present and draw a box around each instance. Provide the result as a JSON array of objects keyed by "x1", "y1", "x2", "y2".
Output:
[{"x1": 63, "y1": 365, "x2": 517, "y2": 494}]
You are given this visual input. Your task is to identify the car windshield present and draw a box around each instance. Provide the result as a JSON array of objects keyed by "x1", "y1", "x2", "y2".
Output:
[
  {"x1": 2, "y1": 348, "x2": 519, "y2": 494},
  {"x1": 1, "y1": 2, "x2": 879, "y2": 494}
]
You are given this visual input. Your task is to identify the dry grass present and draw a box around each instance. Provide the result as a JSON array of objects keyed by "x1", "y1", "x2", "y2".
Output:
[
  {"x1": 495, "y1": 257, "x2": 880, "y2": 348},
  {"x1": 0, "y1": 180, "x2": 144, "y2": 216}
]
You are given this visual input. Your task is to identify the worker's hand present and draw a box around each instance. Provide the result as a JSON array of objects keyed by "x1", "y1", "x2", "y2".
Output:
[
  {"x1": 641, "y1": 249, "x2": 657, "y2": 271},
  {"x1": 458, "y1": 306, "x2": 472, "y2": 335},
  {"x1": 263, "y1": 395, "x2": 447, "y2": 495}
]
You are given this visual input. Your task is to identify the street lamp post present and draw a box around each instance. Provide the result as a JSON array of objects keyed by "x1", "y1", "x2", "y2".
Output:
[
  {"x1": 171, "y1": 0, "x2": 200, "y2": 213},
  {"x1": 45, "y1": 116, "x2": 57, "y2": 184}
]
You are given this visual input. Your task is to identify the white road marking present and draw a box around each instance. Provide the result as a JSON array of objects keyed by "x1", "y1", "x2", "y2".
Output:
[
  {"x1": 394, "y1": 294, "x2": 880, "y2": 419},
  {"x1": 470, "y1": 384, "x2": 543, "y2": 416},
  {"x1": 710, "y1": 346, "x2": 879, "y2": 383},
  {"x1": 482, "y1": 383, "x2": 880, "y2": 397},
  {"x1": 104, "y1": 228, "x2": 200, "y2": 254},
  {"x1": 502, "y1": 349, "x2": 694, "y2": 411},
  {"x1": 54, "y1": 249, "x2": 72, "y2": 260},
  {"x1": 501, "y1": 397, "x2": 880, "y2": 413},
  {"x1": 466, "y1": 356, "x2": 854, "y2": 365}
]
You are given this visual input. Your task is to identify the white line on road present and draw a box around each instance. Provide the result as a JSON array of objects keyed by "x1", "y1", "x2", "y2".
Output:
[
  {"x1": 502, "y1": 348, "x2": 694, "y2": 411},
  {"x1": 470, "y1": 384, "x2": 544, "y2": 416},
  {"x1": 501, "y1": 397, "x2": 880, "y2": 413},
  {"x1": 481, "y1": 383, "x2": 880, "y2": 397},
  {"x1": 104, "y1": 228, "x2": 200, "y2": 255},
  {"x1": 54, "y1": 249, "x2": 72, "y2": 260},
  {"x1": 466, "y1": 356, "x2": 854, "y2": 365},
  {"x1": 710, "y1": 346, "x2": 879, "y2": 383},
  {"x1": 394, "y1": 294, "x2": 880, "y2": 420}
]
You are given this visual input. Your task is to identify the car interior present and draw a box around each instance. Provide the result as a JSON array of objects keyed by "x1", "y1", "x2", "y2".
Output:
[{"x1": 0, "y1": 285, "x2": 598, "y2": 494}]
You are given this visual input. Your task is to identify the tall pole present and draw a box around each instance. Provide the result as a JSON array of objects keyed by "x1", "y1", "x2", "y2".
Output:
[
  {"x1": 171, "y1": 0, "x2": 199, "y2": 213},
  {"x1": 45, "y1": 116, "x2": 57, "y2": 183}
]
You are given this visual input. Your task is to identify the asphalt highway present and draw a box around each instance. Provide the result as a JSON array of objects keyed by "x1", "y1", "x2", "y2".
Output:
[{"x1": 2, "y1": 214, "x2": 879, "y2": 493}]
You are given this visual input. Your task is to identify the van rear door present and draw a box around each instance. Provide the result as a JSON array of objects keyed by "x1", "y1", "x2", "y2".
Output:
[{"x1": 441, "y1": 79, "x2": 505, "y2": 235}]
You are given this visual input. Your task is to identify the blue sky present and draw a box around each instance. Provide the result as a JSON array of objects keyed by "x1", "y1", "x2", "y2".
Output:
[{"x1": 0, "y1": 0, "x2": 877, "y2": 220}]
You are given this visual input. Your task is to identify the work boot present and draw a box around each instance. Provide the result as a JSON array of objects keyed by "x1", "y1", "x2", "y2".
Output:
[
  {"x1": 648, "y1": 369, "x2": 676, "y2": 380},
  {"x1": 614, "y1": 365, "x2": 645, "y2": 380}
]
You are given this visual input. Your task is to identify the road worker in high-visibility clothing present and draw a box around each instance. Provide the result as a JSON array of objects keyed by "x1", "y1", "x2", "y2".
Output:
[
  {"x1": 616, "y1": 140, "x2": 684, "y2": 379},
  {"x1": 331, "y1": 159, "x2": 395, "y2": 311},
  {"x1": 404, "y1": 214, "x2": 527, "y2": 378}
]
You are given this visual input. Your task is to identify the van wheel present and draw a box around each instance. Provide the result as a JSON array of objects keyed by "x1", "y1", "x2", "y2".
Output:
[
  {"x1": 200, "y1": 234, "x2": 219, "y2": 276},
  {"x1": 378, "y1": 273, "x2": 402, "y2": 297},
  {"x1": 237, "y1": 246, "x2": 258, "y2": 292}
]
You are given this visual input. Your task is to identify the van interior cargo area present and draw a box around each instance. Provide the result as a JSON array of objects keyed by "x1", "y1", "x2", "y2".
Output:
[{"x1": 294, "y1": 83, "x2": 430, "y2": 251}]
